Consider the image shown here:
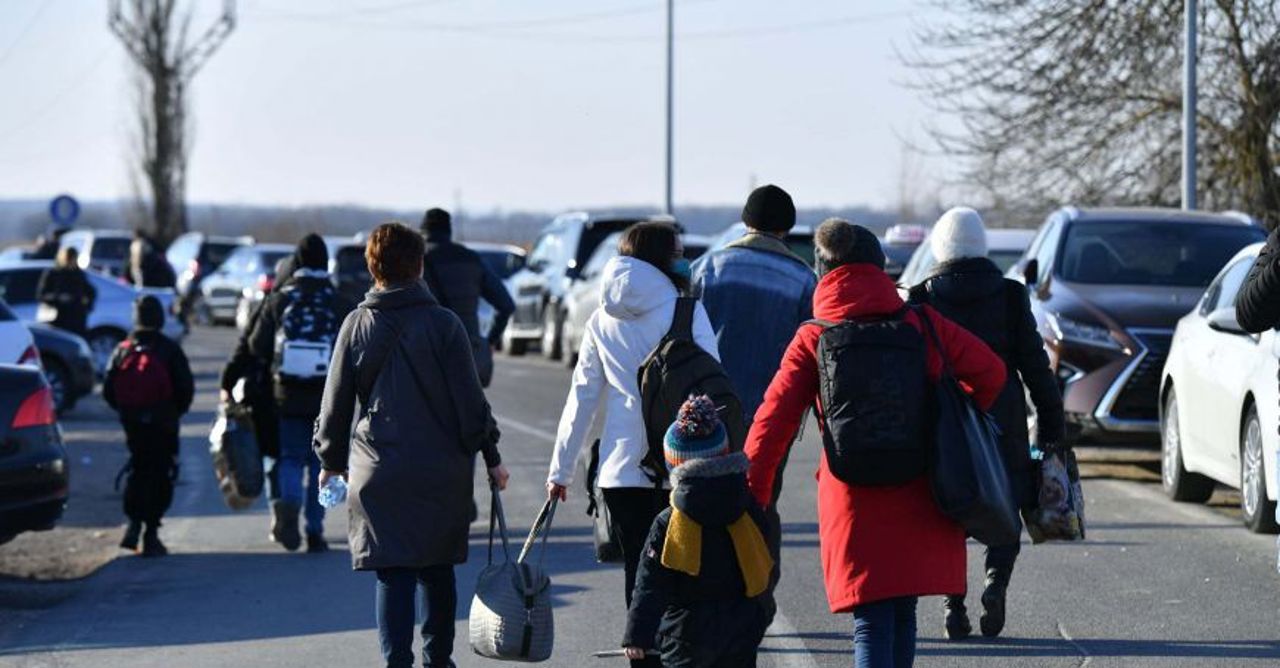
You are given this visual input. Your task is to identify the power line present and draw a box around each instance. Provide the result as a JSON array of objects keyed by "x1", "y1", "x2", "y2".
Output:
[{"x1": 0, "y1": 0, "x2": 54, "y2": 69}]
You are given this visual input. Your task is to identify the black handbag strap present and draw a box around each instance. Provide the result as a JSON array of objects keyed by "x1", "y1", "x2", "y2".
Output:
[
  {"x1": 487, "y1": 484, "x2": 512, "y2": 565},
  {"x1": 584, "y1": 439, "x2": 601, "y2": 516},
  {"x1": 517, "y1": 497, "x2": 558, "y2": 567}
]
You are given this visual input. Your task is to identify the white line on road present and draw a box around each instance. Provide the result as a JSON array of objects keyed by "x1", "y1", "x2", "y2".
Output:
[
  {"x1": 495, "y1": 414, "x2": 557, "y2": 444},
  {"x1": 1056, "y1": 620, "x2": 1093, "y2": 668},
  {"x1": 764, "y1": 608, "x2": 821, "y2": 668}
]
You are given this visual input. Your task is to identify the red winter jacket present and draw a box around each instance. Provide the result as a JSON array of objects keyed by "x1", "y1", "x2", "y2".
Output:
[{"x1": 745, "y1": 264, "x2": 1006, "y2": 612}]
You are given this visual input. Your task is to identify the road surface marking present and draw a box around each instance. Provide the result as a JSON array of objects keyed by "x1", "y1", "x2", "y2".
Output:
[
  {"x1": 495, "y1": 414, "x2": 557, "y2": 444},
  {"x1": 1056, "y1": 620, "x2": 1092, "y2": 667},
  {"x1": 764, "y1": 608, "x2": 820, "y2": 668}
]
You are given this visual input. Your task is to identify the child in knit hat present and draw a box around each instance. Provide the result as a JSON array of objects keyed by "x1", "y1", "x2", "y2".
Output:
[{"x1": 622, "y1": 395, "x2": 774, "y2": 667}]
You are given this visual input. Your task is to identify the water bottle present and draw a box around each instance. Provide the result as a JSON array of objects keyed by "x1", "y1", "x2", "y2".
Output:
[{"x1": 319, "y1": 476, "x2": 348, "y2": 509}]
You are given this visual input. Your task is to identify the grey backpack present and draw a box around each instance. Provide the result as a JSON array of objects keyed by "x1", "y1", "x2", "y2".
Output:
[{"x1": 469, "y1": 488, "x2": 557, "y2": 662}]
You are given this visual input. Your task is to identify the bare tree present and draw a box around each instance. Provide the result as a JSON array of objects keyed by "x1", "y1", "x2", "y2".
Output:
[
  {"x1": 908, "y1": 1, "x2": 1280, "y2": 227},
  {"x1": 109, "y1": 0, "x2": 235, "y2": 246}
]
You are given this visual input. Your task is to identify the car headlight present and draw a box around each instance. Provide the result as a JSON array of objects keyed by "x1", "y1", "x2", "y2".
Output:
[{"x1": 1048, "y1": 312, "x2": 1121, "y2": 351}]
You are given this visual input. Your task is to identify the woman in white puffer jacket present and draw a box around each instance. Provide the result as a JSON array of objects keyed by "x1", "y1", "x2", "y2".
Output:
[{"x1": 545, "y1": 221, "x2": 718, "y2": 668}]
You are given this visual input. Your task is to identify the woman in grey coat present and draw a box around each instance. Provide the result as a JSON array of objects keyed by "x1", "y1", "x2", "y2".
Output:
[{"x1": 314, "y1": 222, "x2": 509, "y2": 668}]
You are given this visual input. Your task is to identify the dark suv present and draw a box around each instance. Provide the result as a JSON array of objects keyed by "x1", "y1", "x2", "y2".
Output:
[
  {"x1": 1012, "y1": 207, "x2": 1265, "y2": 444},
  {"x1": 506, "y1": 213, "x2": 664, "y2": 359}
]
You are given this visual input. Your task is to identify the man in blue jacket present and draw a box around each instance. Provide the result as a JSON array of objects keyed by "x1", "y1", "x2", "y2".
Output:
[{"x1": 690, "y1": 184, "x2": 816, "y2": 612}]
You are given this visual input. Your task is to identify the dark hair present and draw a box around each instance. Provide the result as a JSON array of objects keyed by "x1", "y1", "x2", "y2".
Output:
[
  {"x1": 618, "y1": 221, "x2": 686, "y2": 291},
  {"x1": 366, "y1": 222, "x2": 426, "y2": 286},
  {"x1": 421, "y1": 208, "x2": 452, "y2": 239}
]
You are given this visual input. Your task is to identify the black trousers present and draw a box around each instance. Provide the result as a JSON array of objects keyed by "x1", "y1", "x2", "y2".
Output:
[
  {"x1": 121, "y1": 419, "x2": 179, "y2": 524},
  {"x1": 603, "y1": 487, "x2": 670, "y2": 668},
  {"x1": 376, "y1": 566, "x2": 456, "y2": 668}
]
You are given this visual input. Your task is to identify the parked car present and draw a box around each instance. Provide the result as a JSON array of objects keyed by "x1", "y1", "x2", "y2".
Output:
[
  {"x1": 706, "y1": 222, "x2": 816, "y2": 268},
  {"x1": 58, "y1": 229, "x2": 133, "y2": 278},
  {"x1": 880, "y1": 224, "x2": 928, "y2": 280},
  {"x1": 197, "y1": 243, "x2": 293, "y2": 326},
  {"x1": 167, "y1": 232, "x2": 249, "y2": 304},
  {"x1": 1010, "y1": 207, "x2": 1265, "y2": 444},
  {"x1": 897, "y1": 228, "x2": 1038, "y2": 289},
  {"x1": 0, "y1": 261, "x2": 185, "y2": 373},
  {"x1": 682, "y1": 234, "x2": 713, "y2": 261},
  {"x1": 29, "y1": 323, "x2": 95, "y2": 414},
  {"x1": 466, "y1": 242, "x2": 526, "y2": 340},
  {"x1": 0, "y1": 364, "x2": 68, "y2": 546},
  {"x1": 0, "y1": 299, "x2": 40, "y2": 370},
  {"x1": 506, "y1": 213, "x2": 657, "y2": 359},
  {"x1": 0, "y1": 246, "x2": 34, "y2": 263},
  {"x1": 1160, "y1": 242, "x2": 1279, "y2": 532},
  {"x1": 561, "y1": 231, "x2": 624, "y2": 367},
  {"x1": 326, "y1": 236, "x2": 373, "y2": 306}
]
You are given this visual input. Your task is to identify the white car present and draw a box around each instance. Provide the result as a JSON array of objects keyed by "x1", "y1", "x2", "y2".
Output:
[
  {"x1": 0, "y1": 300, "x2": 40, "y2": 369},
  {"x1": 1159, "y1": 241, "x2": 1278, "y2": 533},
  {"x1": 0, "y1": 262, "x2": 185, "y2": 373}
]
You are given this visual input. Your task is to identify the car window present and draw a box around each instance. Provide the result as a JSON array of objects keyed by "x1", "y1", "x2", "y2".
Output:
[
  {"x1": 1032, "y1": 220, "x2": 1063, "y2": 282},
  {"x1": 219, "y1": 247, "x2": 252, "y2": 274},
  {"x1": 577, "y1": 221, "x2": 635, "y2": 270},
  {"x1": 261, "y1": 250, "x2": 292, "y2": 275},
  {"x1": 0, "y1": 269, "x2": 42, "y2": 305},
  {"x1": 90, "y1": 237, "x2": 132, "y2": 262},
  {"x1": 527, "y1": 233, "x2": 562, "y2": 272},
  {"x1": 335, "y1": 245, "x2": 371, "y2": 285},
  {"x1": 1059, "y1": 221, "x2": 1264, "y2": 287},
  {"x1": 476, "y1": 250, "x2": 523, "y2": 280},
  {"x1": 1211, "y1": 258, "x2": 1254, "y2": 312},
  {"x1": 582, "y1": 234, "x2": 622, "y2": 279},
  {"x1": 201, "y1": 242, "x2": 240, "y2": 268}
]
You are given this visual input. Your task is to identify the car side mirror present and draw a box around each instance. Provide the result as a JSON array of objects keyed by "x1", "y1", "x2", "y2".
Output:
[
  {"x1": 1023, "y1": 259, "x2": 1040, "y2": 286},
  {"x1": 1207, "y1": 308, "x2": 1248, "y2": 335}
]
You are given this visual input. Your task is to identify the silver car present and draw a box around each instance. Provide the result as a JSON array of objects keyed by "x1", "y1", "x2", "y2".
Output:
[{"x1": 198, "y1": 243, "x2": 293, "y2": 326}]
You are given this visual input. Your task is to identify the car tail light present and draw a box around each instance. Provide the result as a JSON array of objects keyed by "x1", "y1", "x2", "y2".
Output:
[
  {"x1": 17, "y1": 344, "x2": 40, "y2": 368},
  {"x1": 257, "y1": 274, "x2": 275, "y2": 293},
  {"x1": 12, "y1": 386, "x2": 56, "y2": 429}
]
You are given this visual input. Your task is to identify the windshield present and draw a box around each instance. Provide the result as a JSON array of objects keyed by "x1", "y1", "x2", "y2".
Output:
[
  {"x1": 1058, "y1": 221, "x2": 1264, "y2": 287},
  {"x1": 201, "y1": 242, "x2": 240, "y2": 268},
  {"x1": 261, "y1": 251, "x2": 292, "y2": 274},
  {"x1": 477, "y1": 250, "x2": 523, "y2": 280},
  {"x1": 91, "y1": 238, "x2": 132, "y2": 261}
]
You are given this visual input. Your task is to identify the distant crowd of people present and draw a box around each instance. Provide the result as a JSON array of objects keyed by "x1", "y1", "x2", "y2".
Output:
[{"x1": 63, "y1": 186, "x2": 1079, "y2": 668}]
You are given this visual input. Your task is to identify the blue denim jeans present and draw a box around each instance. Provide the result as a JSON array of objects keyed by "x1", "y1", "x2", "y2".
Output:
[
  {"x1": 376, "y1": 566, "x2": 457, "y2": 668},
  {"x1": 270, "y1": 417, "x2": 325, "y2": 536},
  {"x1": 852, "y1": 597, "x2": 918, "y2": 668}
]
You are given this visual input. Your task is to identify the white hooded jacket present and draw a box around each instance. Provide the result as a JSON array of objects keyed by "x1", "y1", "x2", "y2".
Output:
[{"x1": 546, "y1": 256, "x2": 719, "y2": 489}]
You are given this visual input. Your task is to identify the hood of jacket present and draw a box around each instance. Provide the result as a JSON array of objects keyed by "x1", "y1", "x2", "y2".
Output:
[
  {"x1": 813, "y1": 264, "x2": 904, "y2": 321},
  {"x1": 922, "y1": 257, "x2": 1006, "y2": 306},
  {"x1": 669, "y1": 452, "x2": 750, "y2": 528},
  {"x1": 358, "y1": 279, "x2": 439, "y2": 312},
  {"x1": 600, "y1": 256, "x2": 678, "y2": 321}
]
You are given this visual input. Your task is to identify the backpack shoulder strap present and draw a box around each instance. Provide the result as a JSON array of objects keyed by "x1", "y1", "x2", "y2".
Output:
[
  {"x1": 803, "y1": 319, "x2": 839, "y2": 329},
  {"x1": 667, "y1": 296, "x2": 696, "y2": 342}
]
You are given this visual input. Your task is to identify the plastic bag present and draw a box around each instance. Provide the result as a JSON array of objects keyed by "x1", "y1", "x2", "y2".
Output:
[
  {"x1": 209, "y1": 402, "x2": 264, "y2": 511},
  {"x1": 1025, "y1": 449, "x2": 1086, "y2": 543}
]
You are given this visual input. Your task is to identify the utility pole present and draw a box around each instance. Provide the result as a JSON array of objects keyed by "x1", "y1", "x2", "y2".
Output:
[
  {"x1": 108, "y1": 0, "x2": 236, "y2": 244},
  {"x1": 1182, "y1": 0, "x2": 1197, "y2": 210},
  {"x1": 664, "y1": 0, "x2": 674, "y2": 216}
]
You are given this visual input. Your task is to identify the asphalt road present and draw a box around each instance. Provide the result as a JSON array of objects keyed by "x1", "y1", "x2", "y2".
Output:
[{"x1": 1, "y1": 325, "x2": 1278, "y2": 667}]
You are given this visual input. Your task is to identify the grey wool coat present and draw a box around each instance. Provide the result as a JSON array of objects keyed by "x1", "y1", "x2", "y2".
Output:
[{"x1": 314, "y1": 280, "x2": 502, "y2": 570}]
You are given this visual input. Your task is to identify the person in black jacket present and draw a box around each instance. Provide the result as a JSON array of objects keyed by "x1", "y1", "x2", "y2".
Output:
[
  {"x1": 247, "y1": 234, "x2": 355, "y2": 553},
  {"x1": 908, "y1": 207, "x2": 1066, "y2": 641},
  {"x1": 103, "y1": 296, "x2": 194, "y2": 557},
  {"x1": 36, "y1": 246, "x2": 96, "y2": 337},
  {"x1": 1237, "y1": 227, "x2": 1280, "y2": 333},
  {"x1": 623, "y1": 396, "x2": 773, "y2": 667},
  {"x1": 421, "y1": 208, "x2": 515, "y2": 388},
  {"x1": 127, "y1": 232, "x2": 176, "y2": 289}
]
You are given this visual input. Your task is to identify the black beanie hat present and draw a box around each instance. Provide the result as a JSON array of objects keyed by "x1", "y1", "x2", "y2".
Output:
[
  {"x1": 814, "y1": 218, "x2": 886, "y2": 275},
  {"x1": 742, "y1": 184, "x2": 796, "y2": 233},
  {"x1": 422, "y1": 208, "x2": 452, "y2": 239},
  {"x1": 295, "y1": 233, "x2": 329, "y2": 271},
  {"x1": 134, "y1": 295, "x2": 165, "y2": 330}
]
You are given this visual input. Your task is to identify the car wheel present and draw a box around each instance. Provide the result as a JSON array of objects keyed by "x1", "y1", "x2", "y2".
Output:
[
  {"x1": 1240, "y1": 405, "x2": 1279, "y2": 534},
  {"x1": 541, "y1": 306, "x2": 563, "y2": 361},
  {"x1": 1161, "y1": 389, "x2": 1215, "y2": 503},
  {"x1": 86, "y1": 328, "x2": 126, "y2": 377},
  {"x1": 40, "y1": 356, "x2": 74, "y2": 414}
]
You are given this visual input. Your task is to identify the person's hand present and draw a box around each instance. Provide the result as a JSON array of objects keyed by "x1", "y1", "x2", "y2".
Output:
[
  {"x1": 318, "y1": 470, "x2": 346, "y2": 488},
  {"x1": 219, "y1": 389, "x2": 231, "y2": 403},
  {"x1": 547, "y1": 482, "x2": 567, "y2": 502},
  {"x1": 488, "y1": 464, "x2": 509, "y2": 491},
  {"x1": 623, "y1": 647, "x2": 647, "y2": 660}
]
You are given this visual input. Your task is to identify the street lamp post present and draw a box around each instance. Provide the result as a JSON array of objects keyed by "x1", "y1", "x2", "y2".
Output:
[
  {"x1": 664, "y1": 0, "x2": 674, "y2": 216},
  {"x1": 1182, "y1": 0, "x2": 1197, "y2": 210}
]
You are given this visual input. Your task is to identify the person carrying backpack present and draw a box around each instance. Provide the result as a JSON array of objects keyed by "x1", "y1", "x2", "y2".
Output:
[
  {"x1": 103, "y1": 295, "x2": 194, "y2": 557},
  {"x1": 545, "y1": 221, "x2": 720, "y2": 668},
  {"x1": 421, "y1": 208, "x2": 515, "y2": 389},
  {"x1": 746, "y1": 219, "x2": 1006, "y2": 668},
  {"x1": 36, "y1": 246, "x2": 96, "y2": 337},
  {"x1": 907, "y1": 208, "x2": 1066, "y2": 640},
  {"x1": 247, "y1": 233, "x2": 354, "y2": 553},
  {"x1": 622, "y1": 395, "x2": 773, "y2": 667}
]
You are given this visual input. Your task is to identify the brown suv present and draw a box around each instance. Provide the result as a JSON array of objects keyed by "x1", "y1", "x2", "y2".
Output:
[{"x1": 1012, "y1": 207, "x2": 1265, "y2": 444}]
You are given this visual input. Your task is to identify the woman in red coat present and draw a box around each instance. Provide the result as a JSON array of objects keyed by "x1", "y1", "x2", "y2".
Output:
[{"x1": 746, "y1": 219, "x2": 1006, "y2": 668}]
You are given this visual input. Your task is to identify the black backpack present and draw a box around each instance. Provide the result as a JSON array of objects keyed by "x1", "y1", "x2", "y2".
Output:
[
  {"x1": 809, "y1": 306, "x2": 931, "y2": 486},
  {"x1": 638, "y1": 297, "x2": 746, "y2": 484},
  {"x1": 273, "y1": 282, "x2": 340, "y2": 386}
]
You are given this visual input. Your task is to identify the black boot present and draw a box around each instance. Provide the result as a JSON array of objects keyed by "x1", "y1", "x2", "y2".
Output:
[
  {"x1": 306, "y1": 532, "x2": 329, "y2": 554},
  {"x1": 270, "y1": 501, "x2": 301, "y2": 552},
  {"x1": 980, "y1": 567, "x2": 1011, "y2": 638},
  {"x1": 943, "y1": 595, "x2": 972, "y2": 640},
  {"x1": 141, "y1": 523, "x2": 168, "y2": 558},
  {"x1": 120, "y1": 521, "x2": 142, "y2": 552}
]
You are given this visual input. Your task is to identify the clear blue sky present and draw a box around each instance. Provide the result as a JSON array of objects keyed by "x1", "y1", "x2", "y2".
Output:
[{"x1": 0, "y1": 0, "x2": 953, "y2": 213}]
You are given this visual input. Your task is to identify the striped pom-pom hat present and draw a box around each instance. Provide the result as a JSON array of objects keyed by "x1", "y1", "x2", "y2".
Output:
[{"x1": 664, "y1": 395, "x2": 730, "y2": 469}]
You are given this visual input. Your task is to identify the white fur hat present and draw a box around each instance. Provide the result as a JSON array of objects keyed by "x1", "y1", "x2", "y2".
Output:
[{"x1": 931, "y1": 207, "x2": 988, "y2": 263}]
